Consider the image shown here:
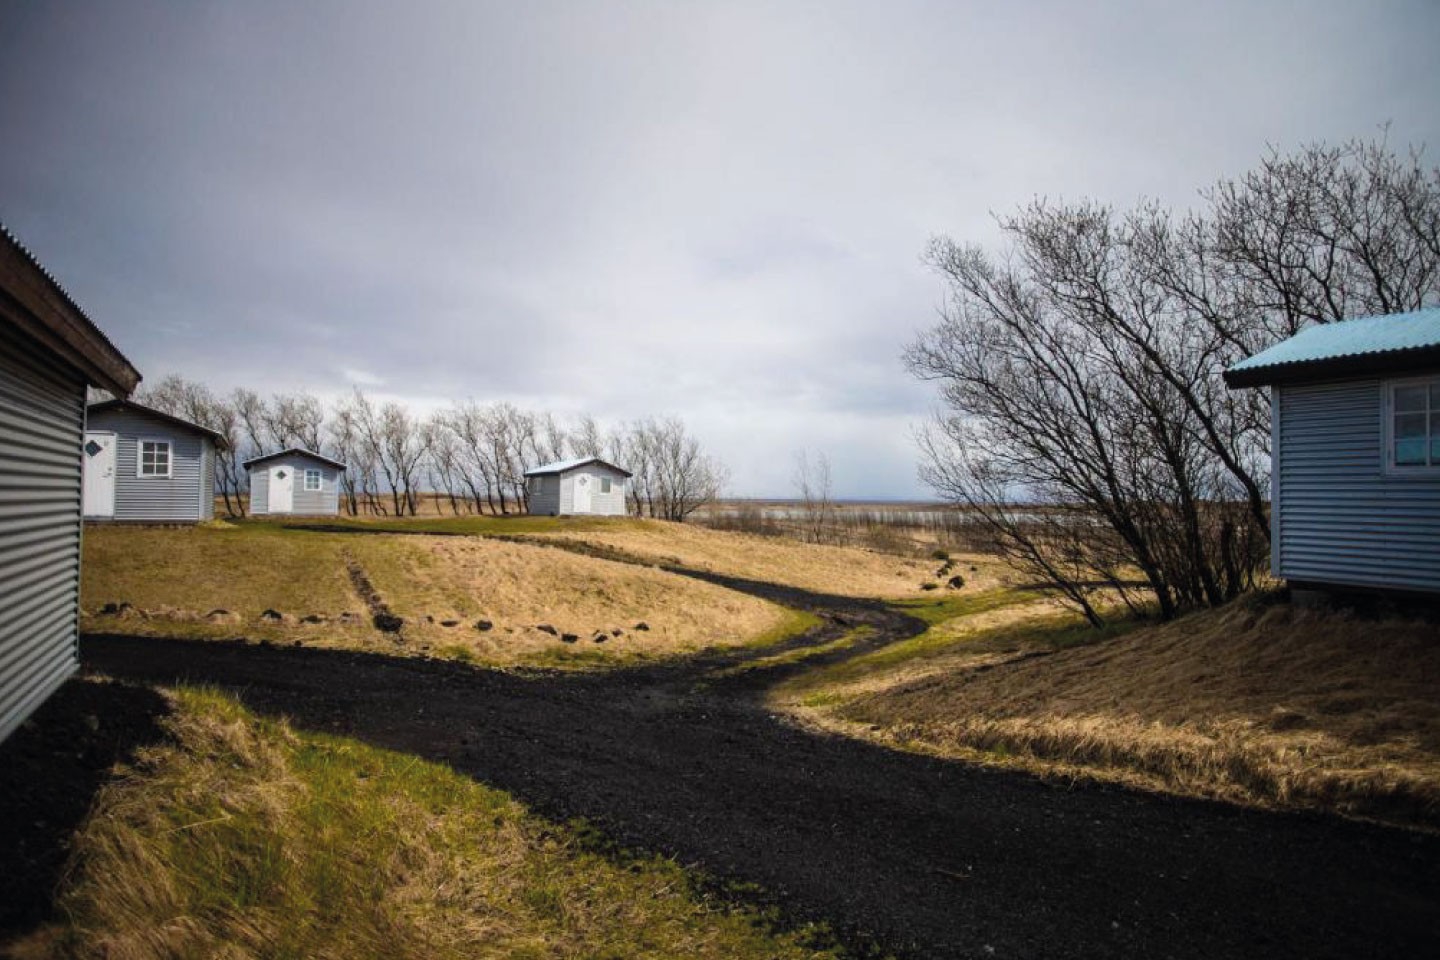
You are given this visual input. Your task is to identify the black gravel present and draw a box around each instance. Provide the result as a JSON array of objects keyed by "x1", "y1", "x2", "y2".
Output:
[{"x1": 81, "y1": 572, "x2": 1440, "y2": 960}]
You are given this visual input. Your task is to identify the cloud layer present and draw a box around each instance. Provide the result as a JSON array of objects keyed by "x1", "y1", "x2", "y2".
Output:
[{"x1": 4, "y1": 0, "x2": 1437, "y2": 496}]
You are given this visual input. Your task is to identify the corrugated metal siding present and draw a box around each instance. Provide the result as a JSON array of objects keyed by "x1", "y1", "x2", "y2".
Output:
[
  {"x1": 246, "y1": 454, "x2": 340, "y2": 515},
  {"x1": 250, "y1": 465, "x2": 269, "y2": 515},
  {"x1": 1276, "y1": 378, "x2": 1440, "y2": 592},
  {"x1": 84, "y1": 407, "x2": 209, "y2": 522},
  {"x1": 0, "y1": 321, "x2": 86, "y2": 742},
  {"x1": 200, "y1": 444, "x2": 215, "y2": 520},
  {"x1": 528, "y1": 475, "x2": 561, "y2": 515}
]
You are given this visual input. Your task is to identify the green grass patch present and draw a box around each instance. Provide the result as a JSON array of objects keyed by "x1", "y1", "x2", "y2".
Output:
[{"x1": 34, "y1": 685, "x2": 848, "y2": 960}]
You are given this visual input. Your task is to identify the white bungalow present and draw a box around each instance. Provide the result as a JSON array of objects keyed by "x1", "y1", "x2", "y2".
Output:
[
  {"x1": 1, "y1": 224, "x2": 141, "y2": 742},
  {"x1": 524, "y1": 457, "x2": 631, "y2": 516},
  {"x1": 82, "y1": 399, "x2": 225, "y2": 523},
  {"x1": 244, "y1": 448, "x2": 347, "y2": 516},
  {"x1": 1225, "y1": 306, "x2": 1440, "y2": 597}
]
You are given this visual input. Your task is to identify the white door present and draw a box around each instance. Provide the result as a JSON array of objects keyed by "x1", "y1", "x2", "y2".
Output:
[
  {"x1": 82, "y1": 432, "x2": 116, "y2": 518},
  {"x1": 572, "y1": 473, "x2": 592, "y2": 513},
  {"x1": 271, "y1": 465, "x2": 294, "y2": 513}
]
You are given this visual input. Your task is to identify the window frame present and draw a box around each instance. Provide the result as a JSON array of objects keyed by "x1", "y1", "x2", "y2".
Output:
[
  {"x1": 303, "y1": 468, "x2": 323, "y2": 492},
  {"x1": 1382, "y1": 374, "x2": 1440, "y2": 475},
  {"x1": 599, "y1": 477, "x2": 612, "y2": 494},
  {"x1": 137, "y1": 438, "x2": 173, "y2": 479}
]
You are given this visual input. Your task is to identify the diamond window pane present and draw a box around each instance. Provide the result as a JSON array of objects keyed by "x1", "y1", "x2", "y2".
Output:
[{"x1": 85, "y1": 440, "x2": 103, "y2": 457}]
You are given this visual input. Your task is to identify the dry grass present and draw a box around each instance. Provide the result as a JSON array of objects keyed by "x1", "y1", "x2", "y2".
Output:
[
  {"x1": 360, "y1": 535, "x2": 788, "y2": 665},
  {"x1": 792, "y1": 594, "x2": 1440, "y2": 828},
  {"x1": 539, "y1": 520, "x2": 1008, "y2": 598},
  {"x1": 12, "y1": 686, "x2": 842, "y2": 960},
  {"x1": 80, "y1": 523, "x2": 375, "y2": 646},
  {"x1": 81, "y1": 522, "x2": 793, "y2": 668}
]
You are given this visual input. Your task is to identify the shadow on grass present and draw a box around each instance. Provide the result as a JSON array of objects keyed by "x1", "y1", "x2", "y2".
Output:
[
  {"x1": 0, "y1": 678, "x2": 171, "y2": 939},
  {"x1": 78, "y1": 629, "x2": 1440, "y2": 960}
]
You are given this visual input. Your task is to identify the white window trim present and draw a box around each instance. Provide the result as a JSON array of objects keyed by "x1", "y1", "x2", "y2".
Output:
[
  {"x1": 303, "y1": 468, "x2": 323, "y2": 491},
  {"x1": 137, "y1": 438, "x2": 173, "y2": 479},
  {"x1": 1382, "y1": 375, "x2": 1440, "y2": 475}
]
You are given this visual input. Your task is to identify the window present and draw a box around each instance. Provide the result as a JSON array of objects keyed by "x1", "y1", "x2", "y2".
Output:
[
  {"x1": 138, "y1": 440, "x2": 171, "y2": 478},
  {"x1": 599, "y1": 477, "x2": 612, "y2": 494},
  {"x1": 1387, "y1": 377, "x2": 1440, "y2": 471},
  {"x1": 304, "y1": 468, "x2": 322, "y2": 491}
]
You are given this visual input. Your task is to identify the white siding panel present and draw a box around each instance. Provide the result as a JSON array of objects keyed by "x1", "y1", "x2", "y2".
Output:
[
  {"x1": 0, "y1": 321, "x2": 85, "y2": 742},
  {"x1": 1275, "y1": 378, "x2": 1440, "y2": 593}
]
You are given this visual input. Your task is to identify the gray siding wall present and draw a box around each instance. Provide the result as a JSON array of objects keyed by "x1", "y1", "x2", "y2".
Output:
[
  {"x1": 0, "y1": 321, "x2": 86, "y2": 742},
  {"x1": 528, "y1": 474, "x2": 561, "y2": 515},
  {"x1": 1275, "y1": 377, "x2": 1440, "y2": 593},
  {"x1": 249, "y1": 465, "x2": 269, "y2": 515},
  {"x1": 558, "y1": 465, "x2": 628, "y2": 516},
  {"x1": 85, "y1": 407, "x2": 210, "y2": 522},
  {"x1": 201, "y1": 444, "x2": 215, "y2": 520},
  {"x1": 248, "y1": 454, "x2": 341, "y2": 515}
]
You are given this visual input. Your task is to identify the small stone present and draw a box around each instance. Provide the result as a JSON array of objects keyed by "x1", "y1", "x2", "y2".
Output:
[
  {"x1": 611, "y1": 628, "x2": 623, "y2": 637},
  {"x1": 475, "y1": 619, "x2": 494, "y2": 632},
  {"x1": 536, "y1": 624, "x2": 558, "y2": 636},
  {"x1": 560, "y1": 633, "x2": 579, "y2": 644},
  {"x1": 440, "y1": 620, "x2": 460, "y2": 628},
  {"x1": 920, "y1": 582, "x2": 939, "y2": 591},
  {"x1": 300, "y1": 614, "x2": 327, "y2": 624},
  {"x1": 260, "y1": 608, "x2": 286, "y2": 622},
  {"x1": 946, "y1": 576, "x2": 965, "y2": 590},
  {"x1": 206, "y1": 609, "x2": 239, "y2": 623},
  {"x1": 634, "y1": 622, "x2": 650, "y2": 631},
  {"x1": 592, "y1": 632, "x2": 608, "y2": 643}
]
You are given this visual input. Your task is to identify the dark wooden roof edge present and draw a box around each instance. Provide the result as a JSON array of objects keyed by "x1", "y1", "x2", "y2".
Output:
[
  {"x1": 1223, "y1": 344, "x2": 1440, "y2": 389},
  {"x1": 524, "y1": 456, "x2": 634, "y2": 478},
  {"x1": 87, "y1": 399, "x2": 228, "y2": 447},
  {"x1": 242, "y1": 448, "x2": 348, "y2": 471},
  {"x1": 0, "y1": 223, "x2": 141, "y2": 396}
]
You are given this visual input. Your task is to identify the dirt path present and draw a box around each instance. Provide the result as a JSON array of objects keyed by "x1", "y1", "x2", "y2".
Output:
[{"x1": 82, "y1": 561, "x2": 1440, "y2": 960}]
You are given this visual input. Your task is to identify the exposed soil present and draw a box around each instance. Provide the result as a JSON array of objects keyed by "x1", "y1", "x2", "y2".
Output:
[
  {"x1": 343, "y1": 550, "x2": 405, "y2": 634},
  {"x1": 78, "y1": 557, "x2": 1440, "y2": 960},
  {"x1": 0, "y1": 679, "x2": 171, "y2": 938}
]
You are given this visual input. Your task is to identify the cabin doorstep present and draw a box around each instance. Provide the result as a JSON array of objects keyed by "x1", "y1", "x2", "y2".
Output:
[
  {"x1": 82, "y1": 399, "x2": 224, "y2": 523},
  {"x1": 0, "y1": 224, "x2": 141, "y2": 742},
  {"x1": 524, "y1": 456, "x2": 632, "y2": 516},
  {"x1": 1225, "y1": 307, "x2": 1440, "y2": 599},
  {"x1": 244, "y1": 448, "x2": 347, "y2": 516}
]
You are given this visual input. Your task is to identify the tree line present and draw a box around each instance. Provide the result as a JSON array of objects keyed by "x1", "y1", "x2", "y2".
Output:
[
  {"x1": 908, "y1": 135, "x2": 1440, "y2": 625},
  {"x1": 130, "y1": 380, "x2": 727, "y2": 521}
]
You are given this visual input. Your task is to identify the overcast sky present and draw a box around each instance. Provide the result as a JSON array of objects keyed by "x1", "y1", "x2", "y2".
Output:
[{"x1": 3, "y1": 1, "x2": 1438, "y2": 497}]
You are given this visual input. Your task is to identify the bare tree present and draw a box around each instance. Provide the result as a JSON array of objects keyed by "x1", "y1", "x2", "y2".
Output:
[
  {"x1": 909, "y1": 135, "x2": 1440, "y2": 622},
  {"x1": 793, "y1": 449, "x2": 836, "y2": 544}
]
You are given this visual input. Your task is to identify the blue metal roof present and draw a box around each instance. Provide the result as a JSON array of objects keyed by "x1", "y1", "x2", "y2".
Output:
[{"x1": 1228, "y1": 307, "x2": 1440, "y2": 375}]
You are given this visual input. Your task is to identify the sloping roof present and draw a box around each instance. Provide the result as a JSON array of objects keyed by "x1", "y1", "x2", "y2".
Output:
[
  {"x1": 1225, "y1": 307, "x2": 1440, "y2": 388},
  {"x1": 242, "y1": 447, "x2": 348, "y2": 471},
  {"x1": 87, "y1": 399, "x2": 227, "y2": 447},
  {"x1": 0, "y1": 222, "x2": 141, "y2": 396},
  {"x1": 524, "y1": 456, "x2": 632, "y2": 478}
]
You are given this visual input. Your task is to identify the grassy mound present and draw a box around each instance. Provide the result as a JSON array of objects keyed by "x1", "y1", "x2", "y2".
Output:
[
  {"x1": 12, "y1": 686, "x2": 843, "y2": 960},
  {"x1": 538, "y1": 520, "x2": 1006, "y2": 598},
  {"x1": 789, "y1": 594, "x2": 1440, "y2": 828}
]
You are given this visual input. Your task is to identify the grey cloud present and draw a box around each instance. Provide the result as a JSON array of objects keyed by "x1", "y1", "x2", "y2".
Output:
[{"x1": 3, "y1": 0, "x2": 1437, "y2": 497}]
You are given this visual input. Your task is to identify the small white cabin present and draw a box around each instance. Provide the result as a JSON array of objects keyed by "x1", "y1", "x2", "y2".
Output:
[
  {"x1": 83, "y1": 399, "x2": 224, "y2": 523},
  {"x1": 524, "y1": 457, "x2": 631, "y2": 516},
  {"x1": 244, "y1": 448, "x2": 346, "y2": 516}
]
